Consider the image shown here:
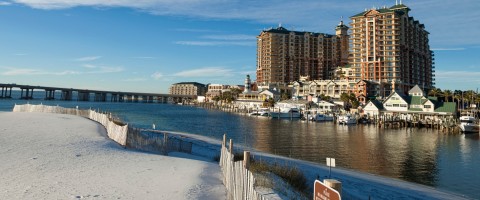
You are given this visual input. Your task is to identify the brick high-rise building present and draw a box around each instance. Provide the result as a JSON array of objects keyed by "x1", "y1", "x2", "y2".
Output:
[
  {"x1": 256, "y1": 23, "x2": 349, "y2": 86},
  {"x1": 349, "y1": 3, "x2": 434, "y2": 96}
]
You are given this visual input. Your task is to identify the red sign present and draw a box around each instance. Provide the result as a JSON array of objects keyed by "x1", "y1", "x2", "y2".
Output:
[{"x1": 314, "y1": 180, "x2": 341, "y2": 200}]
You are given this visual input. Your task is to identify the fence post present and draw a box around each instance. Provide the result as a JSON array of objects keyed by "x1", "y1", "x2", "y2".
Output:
[
  {"x1": 223, "y1": 134, "x2": 226, "y2": 147},
  {"x1": 163, "y1": 132, "x2": 168, "y2": 155},
  {"x1": 229, "y1": 139, "x2": 233, "y2": 154},
  {"x1": 243, "y1": 151, "x2": 250, "y2": 169}
]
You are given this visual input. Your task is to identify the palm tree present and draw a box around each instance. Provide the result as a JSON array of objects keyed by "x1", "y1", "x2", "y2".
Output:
[
  {"x1": 428, "y1": 88, "x2": 442, "y2": 98},
  {"x1": 443, "y1": 90, "x2": 452, "y2": 102}
]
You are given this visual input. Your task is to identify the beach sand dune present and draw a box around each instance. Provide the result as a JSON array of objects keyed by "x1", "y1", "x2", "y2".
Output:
[{"x1": 0, "y1": 112, "x2": 226, "y2": 200}]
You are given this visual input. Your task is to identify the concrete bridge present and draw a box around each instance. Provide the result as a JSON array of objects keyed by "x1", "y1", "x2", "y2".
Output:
[{"x1": 0, "y1": 83, "x2": 195, "y2": 103}]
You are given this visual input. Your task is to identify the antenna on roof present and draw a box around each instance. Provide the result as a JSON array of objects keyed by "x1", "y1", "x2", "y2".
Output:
[
  {"x1": 400, "y1": 0, "x2": 403, "y2": 4},
  {"x1": 395, "y1": 0, "x2": 398, "y2": 5}
]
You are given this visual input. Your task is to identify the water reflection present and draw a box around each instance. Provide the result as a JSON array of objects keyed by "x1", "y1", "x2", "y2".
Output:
[{"x1": 250, "y1": 120, "x2": 441, "y2": 186}]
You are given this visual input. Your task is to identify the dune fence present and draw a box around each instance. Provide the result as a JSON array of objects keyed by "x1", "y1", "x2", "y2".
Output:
[
  {"x1": 220, "y1": 135, "x2": 275, "y2": 200},
  {"x1": 11, "y1": 104, "x2": 212, "y2": 158},
  {"x1": 13, "y1": 104, "x2": 128, "y2": 145}
]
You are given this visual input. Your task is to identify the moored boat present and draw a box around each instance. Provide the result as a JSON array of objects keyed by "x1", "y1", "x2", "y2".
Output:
[
  {"x1": 270, "y1": 107, "x2": 301, "y2": 118},
  {"x1": 310, "y1": 113, "x2": 334, "y2": 121},
  {"x1": 249, "y1": 108, "x2": 270, "y2": 117},
  {"x1": 338, "y1": 114, "x2": 357, "y2": 125},
  {"x1": 459, "y1": 115, "x2": 479, "y2": 134}
]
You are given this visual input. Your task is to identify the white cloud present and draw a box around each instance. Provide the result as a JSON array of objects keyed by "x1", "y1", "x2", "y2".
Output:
[
  {"x1": 173, "y1": 67, "x2": 233, "y2": 77},
  {"x1": 151, "y1": 72, "x2": 164, "y2": 80},
  {"x1": 13, "y1": 53, "x2": 28, "y2": 56},
  {"x1": 0, "y1": 67, "x2": 81, "y2": 76},
  {"x1": 0, "y1": 1, "x2": 12, "y2": 6},
  {"x1": 90, "y1": 66, "x2": 124, "y2": 73},
  {"x1": 75, "y1": 56, "x2": 102, "y2": 62},
  {"x1": 82, "y1": 64, "x2": 97, "y2": 68},
  {"x1": 1, "y1": 68, "x2": 40, "y2": 76}
]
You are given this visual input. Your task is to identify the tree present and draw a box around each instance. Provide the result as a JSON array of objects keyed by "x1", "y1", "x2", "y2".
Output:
[
  {"x1": 264, "y1": 97, "x2": 275, "y2": 107},
  {"x1": 428, "y1": 88, "x2": 442, "y2": 97},
  {"x1": 443, "y1": 90, "x2": 452, "y2": 102},
  {"x1": 212, "y1": 95, "x2": 220, "y2": 102},
  {"x1": 230, "y1": 88, "x2": 242, "y2": 98},
  {"x1": 281, "y1": 91, "x2": 291, "y2": 100},
  {"x1": 221, "y1": 91, "x2": 235, "y2": 103}
]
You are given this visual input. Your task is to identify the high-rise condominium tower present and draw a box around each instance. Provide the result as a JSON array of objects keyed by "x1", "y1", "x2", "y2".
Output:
[
  {"x1": 349, "y1": 3, "x2": 434, "y2": 96},
  {"x1": 256, "y1": 23, "x2": 349, "y2": 86}
]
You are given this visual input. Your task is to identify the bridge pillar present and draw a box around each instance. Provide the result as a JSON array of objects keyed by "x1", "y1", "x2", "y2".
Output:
[
  {"x1": 133, "y1": 95, "x2": 139, "y2": 102},
  {"x1": 45, "y1": 89, "x2": 55, "y2": 100},
  {"x1": 61, "y1": 90, "x2": 73, "y2": 101},
  {"x1": 78, "y1": 91, "x2": 90, "y2": 101},
  {"x1": 111, "y1": 93, "x2": 118, "y2": 102},
  {"x1": 119, "y1": 94, "x2": 125, "y2": 102},
  {"x1": 94, "y1": 93, "x2": 106, "y2": 102},
  {"x1": 20, "y1": 88, "x2": 34, "y2": 99}
]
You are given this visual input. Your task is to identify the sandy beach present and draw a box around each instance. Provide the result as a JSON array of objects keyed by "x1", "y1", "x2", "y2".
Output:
[{"x1": 0, "y1": 112, "x2": 226, "y2": 200}]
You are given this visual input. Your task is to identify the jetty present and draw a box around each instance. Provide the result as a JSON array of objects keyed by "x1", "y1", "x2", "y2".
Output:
[{"x1": 0, "y1": 83, "x2": 195, "y2": 103}]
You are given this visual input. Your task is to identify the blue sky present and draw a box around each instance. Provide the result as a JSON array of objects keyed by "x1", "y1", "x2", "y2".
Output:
[{"x1": 0, "y1": 0, "x2": 479, "y2": 93}]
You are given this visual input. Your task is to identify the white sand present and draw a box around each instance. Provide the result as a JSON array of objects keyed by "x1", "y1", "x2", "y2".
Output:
[{"x1": 0, "y1": 112, "x2": 226, "y2": 200}]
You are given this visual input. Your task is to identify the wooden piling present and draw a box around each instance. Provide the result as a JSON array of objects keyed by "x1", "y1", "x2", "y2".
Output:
[{"x1": 243, "y1": 151, "x2": 250, "y2": 169}]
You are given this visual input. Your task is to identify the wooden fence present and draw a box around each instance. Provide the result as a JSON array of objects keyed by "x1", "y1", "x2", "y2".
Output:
[
  {"x1": 126, "y1": 128, "x2": 193, "y2": 155},
  {"x1": 13, "y1": 104, "x2": 128, "y2": 146},
  {"x1": 220, "y1": 136, "x2": 271, "y2": 200}
]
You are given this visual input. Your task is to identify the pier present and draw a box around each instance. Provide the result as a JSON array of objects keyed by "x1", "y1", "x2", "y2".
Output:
[{"x1": 0, "y1": 83, "x2": 194, "y2": 103}]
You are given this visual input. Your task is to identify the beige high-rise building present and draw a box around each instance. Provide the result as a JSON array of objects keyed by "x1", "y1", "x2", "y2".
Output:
[
  {"x1": 256, "y1": 23, "x2": 349, "y2": 86},
  {"x1": 349, "y1": 3, "x2": 434, "y2": 96}
]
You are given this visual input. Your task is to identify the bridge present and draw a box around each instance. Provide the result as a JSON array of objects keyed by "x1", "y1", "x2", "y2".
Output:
[{"x1": 0, "y1": 83, "x2": 196, "y2": 103}]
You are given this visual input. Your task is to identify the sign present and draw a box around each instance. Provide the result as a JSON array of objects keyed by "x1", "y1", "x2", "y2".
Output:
[
  {"x1": 314, "y1": 180, "x2": 341, "y2": 200},
  {"x1": 326, "y1": 158, "x2": 335, "y2": 167},
  {"x1": 326, "y1": 157, "x2": 335, "y2": 178}
]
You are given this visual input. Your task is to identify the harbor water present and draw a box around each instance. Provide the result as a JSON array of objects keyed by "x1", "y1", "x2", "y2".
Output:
[{"x1": 0, "y1": 93, "x2": 479, "y2": 199}]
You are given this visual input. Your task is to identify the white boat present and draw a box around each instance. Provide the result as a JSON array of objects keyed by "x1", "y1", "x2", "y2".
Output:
[
  {"x1": 338, "y1": 115, "x2": 357, "y2": 125},
  {"x1": 270, "y1": 108, "x2": 301, "y2": 118},
  {"x1": 459, "y1": 115, "x2": 479, "y2": 134},
  {"x1": 249, "y1": 108, "x2": 270, "y2": 117},
  {"x1": 310, "y1": 113, "x2": 334, "y2": 121}
]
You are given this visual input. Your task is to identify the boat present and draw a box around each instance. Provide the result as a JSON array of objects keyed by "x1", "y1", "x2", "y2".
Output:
[
  {"x1": 337, "y1": 114, "x2": 357, "y2": 125},
  {"x1": 458, "y1": 115, "x2": 479, "y2": 134},
  {"x1": 269, "y1": 107, "x2": 301, "y2": 118},
  {"x1": 310, "y1": 113, "x2": 334, "y2": 121},
  {"x1": 249, "y1": 108, "x2": 270, "y2": 117}
]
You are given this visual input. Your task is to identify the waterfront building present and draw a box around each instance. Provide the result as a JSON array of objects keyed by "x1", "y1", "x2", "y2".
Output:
[
  {"x1": 363, "y1": 85, "x2": 456, "y2": 117},
  {"x1": 256, "y1": 22, "x2": 349, "y2": 86},
  {"x1": 349, "y1": 3, "x2": 434, "y2": 96},
  {"x1": 235, "y1": 75, "x2": 280, "y2": 109},
  {"x1": 290, "y1": 79, "x2": 358, "y2": 100},
  {"x1": 169, "y1": 82, "x2": 207, "y2": 96},
  {"x1": 205, "y1": 84, "x2": 229, "y2": 102}
]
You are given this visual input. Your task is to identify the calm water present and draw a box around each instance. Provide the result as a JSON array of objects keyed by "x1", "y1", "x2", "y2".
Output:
[{"x1": 1, "y1": 92, "x2": 479, "y2": 199}]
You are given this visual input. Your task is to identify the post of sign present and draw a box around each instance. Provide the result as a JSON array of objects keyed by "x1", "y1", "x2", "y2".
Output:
[{"x1": 326, "y1": 157, "x2": 336, "y2": 179}]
